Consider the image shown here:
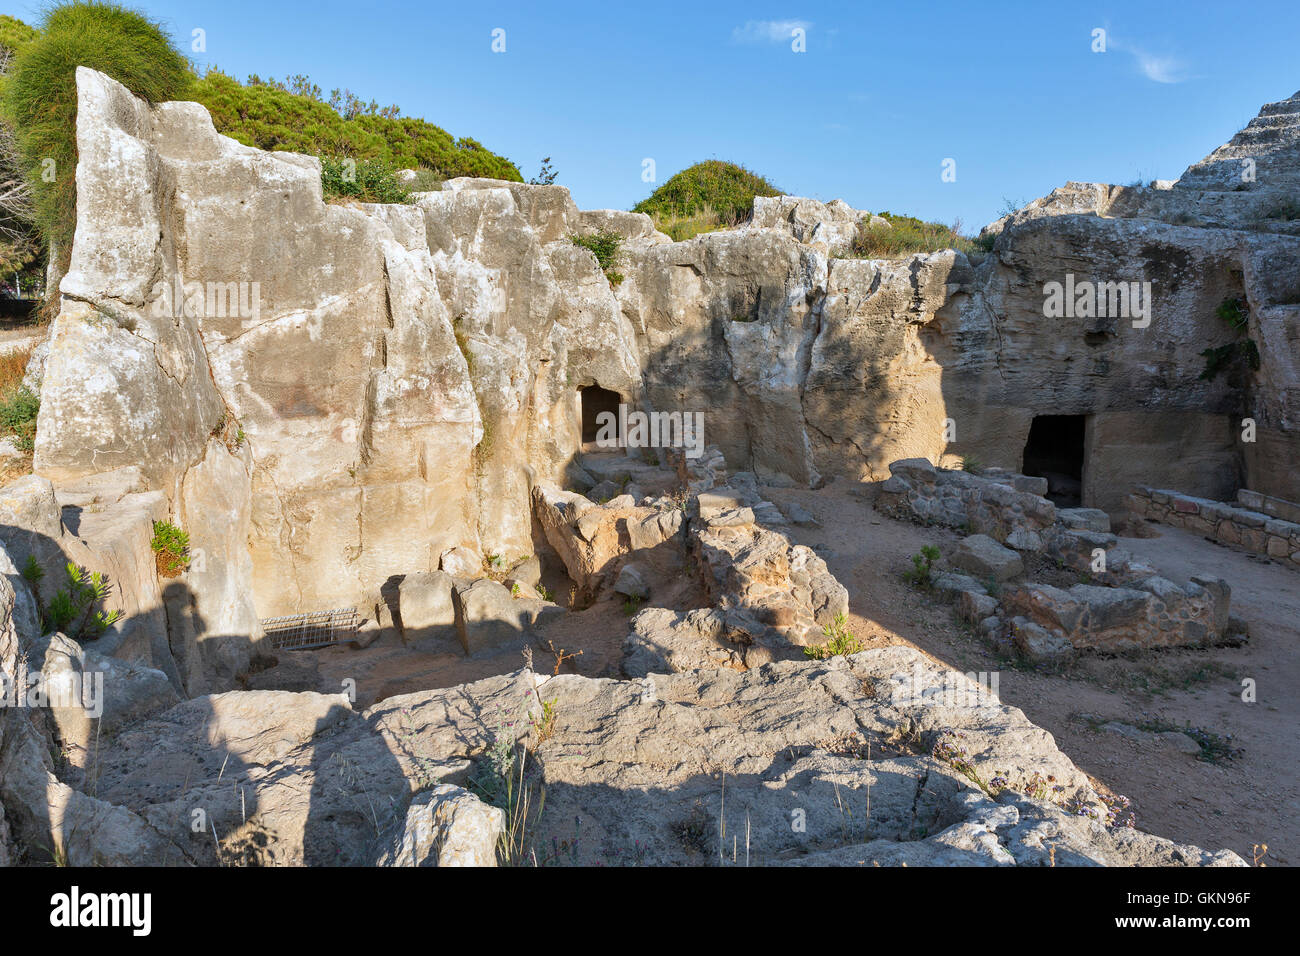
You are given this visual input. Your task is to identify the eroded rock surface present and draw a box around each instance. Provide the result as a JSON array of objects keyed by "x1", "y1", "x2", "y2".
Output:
[{"x1": 55, "y1": 650, "x2": 1244, "y2": 867}]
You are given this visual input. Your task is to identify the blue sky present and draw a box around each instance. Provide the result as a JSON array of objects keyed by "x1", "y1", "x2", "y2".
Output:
[{"x1": 6, "y1": 0, "x2": 1299, "y2": 231}]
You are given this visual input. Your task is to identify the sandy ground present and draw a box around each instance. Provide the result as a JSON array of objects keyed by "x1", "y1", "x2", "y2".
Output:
[{"x1": 764, "y1": 479, "x2": 1296, "y2": 866}]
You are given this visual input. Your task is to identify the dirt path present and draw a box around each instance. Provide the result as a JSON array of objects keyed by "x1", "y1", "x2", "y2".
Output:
[{"x1": 765, "y1": 480, "x2": 1295, "y2": 865}]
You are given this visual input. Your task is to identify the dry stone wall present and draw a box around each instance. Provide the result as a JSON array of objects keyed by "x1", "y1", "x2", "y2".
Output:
[{"x1": 1128, "y1": 485, "x2": 1300, "y2": 568}]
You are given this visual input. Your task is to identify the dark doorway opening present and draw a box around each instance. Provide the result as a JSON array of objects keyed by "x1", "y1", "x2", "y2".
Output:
[
  {"x1": 580, "y1": 385, "x2": 621, "y2": 445},
  {"x1": 1022, "y1": 414, "x2": 1086, "y2": 507}
]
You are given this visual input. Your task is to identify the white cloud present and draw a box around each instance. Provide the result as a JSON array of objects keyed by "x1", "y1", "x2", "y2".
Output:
[
  {"x1": 1110, "y1": 37, "x2": 1191, "y2": 84},
  {"x1": 731, "y1": 19, "x2": 810, "y2": 44}
]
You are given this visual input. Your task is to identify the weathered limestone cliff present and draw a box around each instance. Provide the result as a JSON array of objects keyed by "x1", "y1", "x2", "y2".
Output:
[
  {"x1": 5, "y1": 68, "x2": 1289, "y2": 869},
  {"x1": 24, "y1": 69, "x2": 1300, "y2": 678}
]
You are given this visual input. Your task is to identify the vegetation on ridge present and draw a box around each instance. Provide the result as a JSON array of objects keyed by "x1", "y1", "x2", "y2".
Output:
[
  {"x1": 189, "y1": 70, "x2": 522, "y2": 184},
  {"x1": 634, "y1": 160, "x2": 782, "y2": 241},
  {"x1": 842, "y1": 211, "x2": 986, "y2": 259},
  {"x1": 0, "y1": 3, "x2": 524, "y2": 303},
  {"x1": 1, "y1": 2, "x2": 188, "y2": 279}
]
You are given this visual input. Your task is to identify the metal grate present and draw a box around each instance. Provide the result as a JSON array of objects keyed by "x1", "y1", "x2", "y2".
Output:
[{"x1": 261, "y1": 607, "x2": 359, "y2": 650}]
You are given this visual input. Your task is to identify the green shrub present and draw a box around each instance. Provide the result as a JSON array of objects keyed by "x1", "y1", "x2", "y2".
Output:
[
  {"x1": 528, "y1": 157, "x2": 557, "y2": 185},
  {"x1": 150, "y1": 520, "x2": 190, "y2": 577},
  {"x1": 1, "y1": 2, "x2": 192, "y2": 255},
  {"x1": 320, "y1": 155, "x2": 411, "y2": 204},
  {"x1": 633, "y1": 160, "x2": 781, "y2": 225},
  {"x1": 843, "y1": 212, "x2": 978, "y2": 259},
  {"x1": 405, "y1": 168, "x2": 443, "y2": 192},
  {"x1": 903, "y1": 545, "x2": 941, "y2": 588},
  {"x1": 571, "y1": 230, "x2": 621, "y2": 270},
  {"x1": 1215, "y1": 296, "x2": 1249, "y2": 331},
  {"x1": 0, "y1": 14, "x2": 37, "y2": 57},
  {"x1": 571, "y1": 230, "x2": 623, "y2": 285},
  {"x1": 0, "y1": 384, "x2": 39, "y2": 452},
  {"x1": 189, "y1": 70, "x2": 522, "y2": 182},
  {"x1": 803, "y1": 613, "x2": 862, "y2": 660},
  {"x1": 1201, "y1": 296, "x2": 1258, "y2": 380},
  {"x1": 34, "y1": 561, "x2": 122, "y2": 640}
]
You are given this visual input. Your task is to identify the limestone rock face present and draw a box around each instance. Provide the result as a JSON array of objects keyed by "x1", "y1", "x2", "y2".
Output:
[
  {"x1": 31, "y1": 70, "x2": 1300, "y2": 678},
  {"x1": 375, "y1": 784, "x2": 503, "y2": 866},
  {"x1": 0, "y1": 562, "x2": 193, "y2": 866},
  {"x1": 396, "y1": 571, "x2": 457, "y2": 646},
  {"x1": 749, "y1": 195, "x2": 876, "y2": 253},
  {"x1": 37, "y1": 69, "x2": 642, "y2": 626},
  {"x1": 37, "y1": 631, "x2": 180, "y2": 751}
]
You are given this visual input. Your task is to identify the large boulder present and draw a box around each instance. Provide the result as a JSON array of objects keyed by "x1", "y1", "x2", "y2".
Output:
[
  {"x1": 950, "y1": 534, "x2": 1025, "y2": 582},
  {"x1": 452, "y1": 578, "x2": 532, "y2": 655},
  {"x1": 396, "y1": 571, "x2": 458, "y2": 647},
  {"x1": 376, "y1": 784, "x2": 503, "y2": 866}
]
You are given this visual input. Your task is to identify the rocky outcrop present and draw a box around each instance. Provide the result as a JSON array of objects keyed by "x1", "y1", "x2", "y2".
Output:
[
  {"x1": 29, "y1": 69, "x2": 1300, "y2": 639},
  {"x1": 35, "y1": 69, "x2": 643, "y2": 626},
  {"x1": 0, "y1": 559, "x2": 194, "y2": 866},
  {"x1": 1001, "y1": 576, "x2": 1231, "y2": 655},
  {"x1": 53, "y1": 650, "x2": 1243, "y2": 866},
  {"x1": 7, "y1": 70, "x2": 1291, "y2": 868}
]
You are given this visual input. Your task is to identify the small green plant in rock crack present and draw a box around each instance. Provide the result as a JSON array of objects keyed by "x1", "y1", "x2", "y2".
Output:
[
  {"x1": 570, "y1": 230, "x2": 624, "y2": 286},
  {"x1": 903, "y1": 545, "x2": 940, "y2": 589},
  {"x1": 468, "y1": 699, "x2": 547, "y2": 865},
  {"x1": 1216, "y1": 296, "x2": 1249, "y2": 331},
  {"x1": 533, "y1": 696, "x2": 559, "y2": 743},
  {"x1": 803, "y1": 612, "x2": 862, "y2": 660},
  {"x1": 26, "y1": 560, "x2": 123, "y2": 641},
  {"x1": 622, "y1": 594, "x2": 644, "y2": 616},
  {"x1": 931, "y1": 731, "x2": 993, "y2": 794},
  {"x1": 151, "y1": 521, "x2": 190, "y2": 578},
  {"x1": 960, "y1": 455, "x2": 983, "y2": 474}
]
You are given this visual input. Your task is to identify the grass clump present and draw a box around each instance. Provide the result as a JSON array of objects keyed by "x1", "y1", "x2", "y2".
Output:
[
  {"x1": 634, "y1": 160, "x2": 781, "y2": 239},
  {"x1": 1, "y1": 2, "x2": 191, "y2": 255},
  {"x1": 648, "y1": 203, "x2": 738, "y2": 242},
  {"x1": 0, "y1": 14, "x2": 37, "y2": 57},
  {"x1": 843, "y1": 211, "x2": 979, "y2": 259},
  {"x1": 320, "y1": 156, "x2": 411, "y2": 204},
  {"x1": 468, "y1": 701, "x2": 547, "y2": 866},
  {"x1": 0, "y1": 344, "x2": 37, "y2": 455},
  {"x1": 150, "y1": 520, "x2": 190, "y2": 577}
]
